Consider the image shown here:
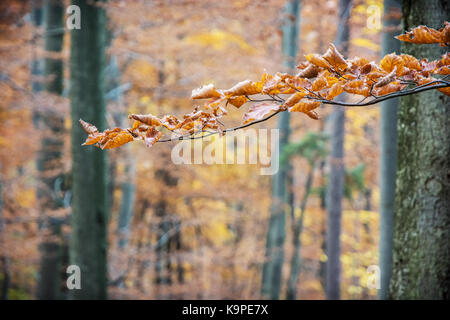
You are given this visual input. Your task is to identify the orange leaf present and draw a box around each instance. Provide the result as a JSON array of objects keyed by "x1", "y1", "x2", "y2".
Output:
[
  {"x1": 322, "y1": 43, "x2": 348, "y2": 71},
  {"x1": 284, "y1": 91, "x2": 307, "y2": 107},
  {"x1": 160, "y1": 115, "x2": 181, "y2": 130},
  {"x1": 191, "y1": 83, "x2": 222, "y2": 99},
  {"x1": 304, "y1": 110, "x2": 319, "y2": 120},
  {"x1": 129, "y1": 114, "x2": 161, "y2": 127},
  {"x1": 400, "y1": 54, "x2": 421, "y2": 71},
  {"x1": 289, "y1": 99, "x2": 321, "y2": 113},
  {"x1": 296, "y1": 64, "x2": 320, "y2": 78},
  {"x1": 242, "y1": 102, "x2": 280, "y2": 124},
  {"x1": 441, "y1": 21, "x2": 450, "y2": 46},
  {"x1": 305, "y1": 53, "x2": 329, "y2": 69},
  {"x1": 343, "y1": 79, "x2": 370, "y2": 97},
  {"x1": 396, "y1": 25, "x2": 442, "y2": 44},
  {"x1": 100, "y1": 129, "x2": 134, "y2": 150},
  {"x1": 380, "y1": 53, "x2": 404, "y2": 75},
  {"x1": 312, "y1": 75, "x2": 328, "y2": 91},
  {"x1": 373, "y1": 82, "x2": 404, "y2": 96},
  {"x1": 223, "y1": 80, "x2": 262, "y2": 97},
  {"x1": 228, "y1": 96, "x2": 247, "y2": 108},
  {"x1": 326, "y1": 82, "x2": 344, "y2": 100}
]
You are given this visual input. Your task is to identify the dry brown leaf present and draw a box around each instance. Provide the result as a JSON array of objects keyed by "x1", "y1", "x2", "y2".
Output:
[
  {"x1": 322, "y1": 43, "x2": 348, "y2": 71},
  {"x1": 242, "y1": 102, "x2": 280, "y2": 124},
  {"x1": 396, "y1": 25, "x2": 442, "y2": 44},
  {"x1": 305, "y1": 53, "x2": 330, "y2": 69},
  {"x1": 129, "y1": 114, "x2": 161, "y2": 127},
  {"x1": 223, "y1": 80, "x2": 262, "y2": 97},
  {"x1": 144, "y1": 127, "x2": 163, "y2": 147},
  {"x1": 191, "y1": 83, "x2": 222, "y2": 99},
  {"x1": 296, "y1": 64, "x2": 320, "y2": 78},
  {"x1": 79, "y1": 119, "x2": 98, "y2": 135},
  {"x1": 284, "y1": 91, "x2": 307, "y2": 107}
]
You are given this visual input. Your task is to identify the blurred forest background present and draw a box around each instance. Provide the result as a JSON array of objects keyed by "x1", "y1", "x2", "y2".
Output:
[{"x1": 0, "y1": 0, "x2": 448, "y2": 300}]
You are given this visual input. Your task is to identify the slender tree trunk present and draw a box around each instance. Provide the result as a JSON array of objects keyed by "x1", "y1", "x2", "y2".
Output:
[
  {"x1": 325, "y1": 0, "x2": 352, "y2": 300},
  {"x1": 286, "y1": 163, "x2": 315, "y2": 299},
  {"x1": 389, "y1": 0, "x2": 450, "y2": 299},
  {"x1": 36, "y1": 0, "x2": 65, "y2": 300},
  {"x1": 378, "y1": 0, "x2": 401, "y2": 300},
  {"x1": 0, "y1": 164, "x2": 10, "y2": 300},
  {"x1": 261, "y1": 0, "x2": 301, "y2": 300},
  {"x1": 69, "y1": 0, "x2": 108, "y2": 300}
]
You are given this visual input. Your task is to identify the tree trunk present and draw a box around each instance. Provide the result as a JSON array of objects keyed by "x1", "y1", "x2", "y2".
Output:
[
  {"x1": 36, "y1": 0, "x2": 65, "y2": 300},
  {"x1": 261, "y1": 0, "x2": 301, "y2": 300},
  {"x1": 389, "y1": 0, "x2": 450, "y2": 299},
  {"x1": 0, "y1": 164, "x2": 10, "y2": 300},
  {"x1": 286, "y1": 163, "x2": 315, "y2": 299},
  {"x1": 69, "y1": 0, "x2": 108, "y2": 300},
  {"x1": 378, "y1": 0, "x2": 401, "y2": 300},
  {"x1": 325, "y1": 0, "x2": 352, "y2": 300}
]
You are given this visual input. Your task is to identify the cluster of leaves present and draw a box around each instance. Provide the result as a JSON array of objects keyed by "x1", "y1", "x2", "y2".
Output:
[{"x1": 81, "y1": 22, "x2": 449, "y2": 150}]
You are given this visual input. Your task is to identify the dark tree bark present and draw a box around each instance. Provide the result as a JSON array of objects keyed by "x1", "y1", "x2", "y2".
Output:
[
  {"x1": 261, "y1": 0, "x2": 301, "y2": 300},
  {"x1": 69, "y1": 0, "x2": 108, "y2": 299},
  {"x1": 325, "y1": 0, "x2": 352, "y2": 300},
  {"x1": 378, "y1": 0, "x2": 401, "y2": 300},
  {"x1": 390, "y1": 0, "x2": 450, "y2": 299}
]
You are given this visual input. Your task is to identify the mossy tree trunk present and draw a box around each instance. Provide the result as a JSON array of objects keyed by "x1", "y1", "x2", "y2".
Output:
[
  {"x1": 389, "y1": 0, "x2": 450, "y2": 299},
  {"x1": 69, "y1": 0, "x2": 108, "y2": 300}
]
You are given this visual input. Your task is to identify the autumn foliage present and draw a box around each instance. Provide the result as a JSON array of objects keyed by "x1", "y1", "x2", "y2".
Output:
[{"x1": 81, "y1": 22, "x2": 450, "y2": 150}]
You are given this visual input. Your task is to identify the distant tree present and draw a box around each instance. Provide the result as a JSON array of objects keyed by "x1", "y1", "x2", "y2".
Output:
[
  {"x1": 262, "y1": 0, "x2": 301, "y2": 300},
  {"x1": 325, "y1": 0, "x2": 352, "y2": 300},
  {"x1": 36, "y1": 0, "x2": 65, "y2": 300}
]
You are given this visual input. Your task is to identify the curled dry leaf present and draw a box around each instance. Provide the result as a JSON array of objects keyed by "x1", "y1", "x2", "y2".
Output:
[
  {"x1": 242, "y1": 102, "x2": 280, "y2": 124},
  {"x1": 305, "y1": 53, "x2": 330, "y2": 69},
  {"x1": 191, "y1": 83, "x2": 222, "y2": 99},
  {"x1": 322, "y1": 43, "x2": 348, "y2": 71},
  {"x1": 79, "y1": 119, "x2": 98, "y2": 135},
  {"x1": 223, "y1": 80, "x2": 262, "y2": 97},
  {"x1": 373, "y1": 82, "x2": 404, "y2": 96},
  {"x1": 374, "y1": 67, "x2": 397, "y2": 88},
  {"x1": 396, "y1": 24, "x2": 443, "y2": 45},
  {"x1": 343, "y1": 79, "x2": 371, "y2": 97},
  {"x1": 160, "y1": 115, "x2": 181, "y2": 130},
  {"x1": 144, "y1": 127, "x2": 163, "y2": 147},
  {"x1": 296, "y1": 64, "x2": 320, "y2": 78},
  {"x1": 129, "y1": 114, "x2": 161, "y2": 127},
  {"x1": 100, "y1": 128, "x2": 134, "y2": 150},
  {"x1": 288, "y1": 99, "x2": 321, "y2": 114}
]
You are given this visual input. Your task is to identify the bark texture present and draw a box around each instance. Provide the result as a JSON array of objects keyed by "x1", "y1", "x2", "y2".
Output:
[
  {"x1": 378, "y1": 0, "x2": 401, "y2": 300},
  {"x1": 390, "y1": 0, "x2": 450, "y2": 299},
  {"x1": 69, "y1": 0, "x2": 108, "y2": 300}
]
